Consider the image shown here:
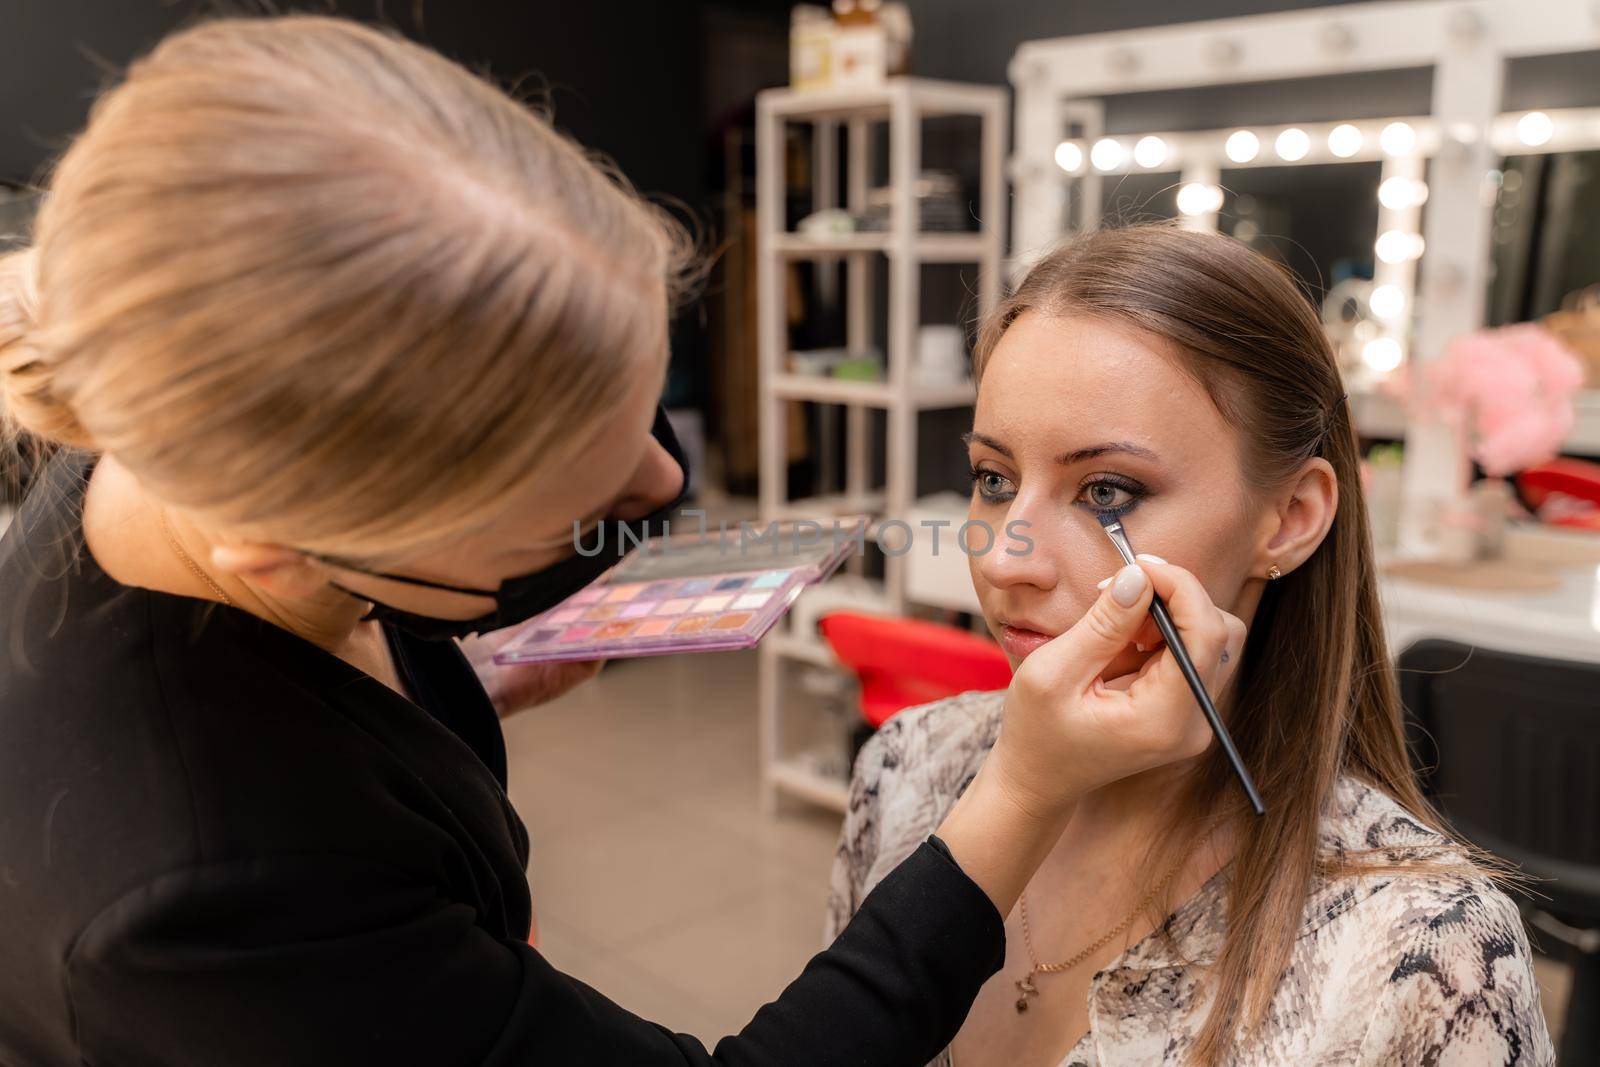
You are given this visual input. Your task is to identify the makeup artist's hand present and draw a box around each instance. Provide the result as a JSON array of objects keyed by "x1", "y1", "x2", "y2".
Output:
[
  {"x1": 935, "y1": 559, "x2": 1245, "y2": 914},
  {"x1": 992, "y1": 559, "x2": 1247, "y2": 816},
  {"x1": 458, "y1": 630, "x2": 604, "y2": 718}
]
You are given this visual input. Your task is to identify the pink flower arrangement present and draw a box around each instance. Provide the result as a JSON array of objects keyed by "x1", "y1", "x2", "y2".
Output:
[{"x1": 1425, "y1": 323, "x2": 1585, "y2": 477}]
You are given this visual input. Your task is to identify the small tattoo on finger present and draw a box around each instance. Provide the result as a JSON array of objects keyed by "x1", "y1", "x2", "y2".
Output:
[{"x1": 1220, "y1": 649, "x2": 1230, "y2": 664}]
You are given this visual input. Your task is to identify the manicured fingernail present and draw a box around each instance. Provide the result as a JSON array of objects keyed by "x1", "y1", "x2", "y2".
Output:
[
  {"x1": 1136, "y1": 553, "x2": 1167, "y2": 564},
  {"x1": 1111, "y1": 563, "x2": 1148, "y2": 606},
  {"x1": 1096, "y1": 575, "x2": 1114, "y2": 590}
]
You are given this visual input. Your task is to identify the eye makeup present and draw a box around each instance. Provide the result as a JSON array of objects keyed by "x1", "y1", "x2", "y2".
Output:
[
  {"x1": 968, "y1": 464, "x2": 1152, "y2": 520},
  {"x1": 495, "y1": 517, "x2": 866, "y2": 665}
]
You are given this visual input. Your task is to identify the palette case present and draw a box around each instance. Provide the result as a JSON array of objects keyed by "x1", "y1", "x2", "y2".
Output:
[{"x1": 493, "y1": 517, "x2": 868, "y2": 664}]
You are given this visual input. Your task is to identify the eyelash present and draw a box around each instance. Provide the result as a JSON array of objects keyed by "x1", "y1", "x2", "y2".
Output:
[{"x1": 967, "y1": 466, "x2": 1148, "y2": 516}]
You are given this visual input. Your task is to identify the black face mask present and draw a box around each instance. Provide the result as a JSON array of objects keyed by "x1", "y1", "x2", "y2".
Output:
[{"x1": 317, "y1": 406, "x2": 690, "y2": 641}]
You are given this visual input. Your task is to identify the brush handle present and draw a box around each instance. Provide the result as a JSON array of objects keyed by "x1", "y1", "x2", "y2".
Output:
[{"x1": 1146, "y1": 592, "x2": 1266, "y2": 816}]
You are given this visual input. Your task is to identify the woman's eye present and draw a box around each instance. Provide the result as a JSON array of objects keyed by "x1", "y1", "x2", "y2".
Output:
[
  {"x1": 1081, "y1": 481, "x2": 1136, "y2": 511},
  {"x1": 970, "y1": 468, "x2": 1015, "y2": 501}
]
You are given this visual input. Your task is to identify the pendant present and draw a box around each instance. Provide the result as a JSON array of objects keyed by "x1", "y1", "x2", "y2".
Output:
[{"x1": 1014, "y1": 974, "x2": 1039, "y2": 1015}]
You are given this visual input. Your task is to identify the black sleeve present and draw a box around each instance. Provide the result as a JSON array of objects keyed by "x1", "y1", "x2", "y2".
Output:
[{"x1": 68, "y1": 840, "x2": 1004, "y2": 1067}]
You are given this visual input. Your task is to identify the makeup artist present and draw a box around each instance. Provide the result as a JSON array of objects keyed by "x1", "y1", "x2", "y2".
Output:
[{"x1": 0, "y1": 17, "x2": 1240, "y2": 1067}]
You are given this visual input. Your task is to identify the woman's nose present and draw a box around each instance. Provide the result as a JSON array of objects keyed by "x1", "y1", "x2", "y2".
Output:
[
  {"x1": 975, "y1": 506, "x2": 1060, "y2": 593},
  {"x1": 609, "y1": 437, "x2": 684, "y2": 521}
]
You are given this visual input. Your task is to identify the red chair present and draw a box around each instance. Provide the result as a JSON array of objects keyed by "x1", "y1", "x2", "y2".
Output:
[
  {"x1": 818, "y1": 611, "x2": 1013, "y2": 730},
  {"x1": 1519, "y1": 457, "x2": 1600, "y2": 531}
]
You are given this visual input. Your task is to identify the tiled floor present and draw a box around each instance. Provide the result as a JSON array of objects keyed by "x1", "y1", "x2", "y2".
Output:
[
  {"x1": 504, "y1": 648, "x2": 843, "y2": 1042},
  {"x1": 505, "y1": 647, "x2": 1574, "y2": 1051}
]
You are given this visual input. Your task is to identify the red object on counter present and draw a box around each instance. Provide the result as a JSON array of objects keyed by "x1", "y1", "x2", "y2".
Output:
[
  {"x1": 1518, "y1": 458, "x2": 1600, "y2": 531},
  {"x1": 818, "y1": 611, "x2": 1013, "y2": 729}
]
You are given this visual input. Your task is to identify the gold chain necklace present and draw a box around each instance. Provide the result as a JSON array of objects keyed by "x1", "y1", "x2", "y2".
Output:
[
  {"x1": 1013, "y1": 840, "x2": 1202, "y2": 1015},
  {"x1": 158, "y1": 511, "x2": 235, "y2": 607}
]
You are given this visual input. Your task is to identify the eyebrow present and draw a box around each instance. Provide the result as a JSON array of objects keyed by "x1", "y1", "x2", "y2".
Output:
[{"x1": 962, "y1": 431, "x2": 1161, "y2": 466}]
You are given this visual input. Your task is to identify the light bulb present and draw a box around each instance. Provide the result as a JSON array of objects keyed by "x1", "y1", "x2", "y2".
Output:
[
  {"x1": 1224, "y1": 130, "x2": 1260, "y2": 163},
  {"x1": 1378, "y1": 177, "x2": 1428, "y2": 210},
  {"x1": 1176, "y1": 182, "x2": 1224, "y2": 217},
  {"x1": 1380, "y1": 121, "x2": 1416, "y2": 156},
  {"x1": 1370, "y1": 284, "x2": 1406, "y2": 320},
  {"x1": 1091, "y1": 138, "x2": 1126, "y2": 171},
  {"x1": 1375, "y1": 230, "x2": 1424, "y2": 264},
  {"x1": 1275, "y1": 127, "x2": 1310, "y2": 162},
  {"x1": 1328, "y1": 123, "x2": 1363, "y2": 158},
  {"x1": 1362, "y1": 337, "x2": 1404, "y2": 373},
  {"x1": 1516, "y1": 111, "x2": 1554, "y2": 147},
  {"x1": 1133, "y1": 136, "x2": 1169, "y2": 168},
  {"x1": 1054, "y1": 141, "x2": 1085, "y2": 173}
]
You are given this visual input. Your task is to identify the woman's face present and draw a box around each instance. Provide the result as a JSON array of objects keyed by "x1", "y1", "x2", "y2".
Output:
[
  {"x1": 967, "y1": 311, "x2": 1270, "y2": 675},
  {"x1": 320, "y1": 349, "x2": 681, "y2": 621}
]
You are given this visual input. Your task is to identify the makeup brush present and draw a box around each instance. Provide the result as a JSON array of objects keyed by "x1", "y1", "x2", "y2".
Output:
[{"x1": 1096, "y1": 512, "x2": 1266, "y2": 816}]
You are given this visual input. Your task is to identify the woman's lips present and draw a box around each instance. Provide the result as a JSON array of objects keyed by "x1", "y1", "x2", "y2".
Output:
[{"x1": 1000, "y1": 624, "x2": 1055, "y2": 659}]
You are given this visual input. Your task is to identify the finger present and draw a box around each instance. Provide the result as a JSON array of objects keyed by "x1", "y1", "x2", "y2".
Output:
[
  {"x1": 1132, "y1": 615, "x2": 1165, "y2": 653},
  {"x1": 1040, "y1": 562, "x2": 1154, "y2": 690},
  {"x1": 1212, "y1": 611, "x2": 1248, "y2": 696},
  {"x1": 1135, "y1": 559, "x2": 1230, "y2": 670}
]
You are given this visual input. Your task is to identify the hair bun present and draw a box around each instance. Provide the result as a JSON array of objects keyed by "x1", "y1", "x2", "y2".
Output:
[{"x1": 0, "y1": 248, "x2": 94, "y2": 449}]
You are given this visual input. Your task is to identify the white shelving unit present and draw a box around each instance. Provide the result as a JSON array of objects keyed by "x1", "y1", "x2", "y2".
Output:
[{"x1": 755, "y1": 78, "x2": 1007, "y2": 813}]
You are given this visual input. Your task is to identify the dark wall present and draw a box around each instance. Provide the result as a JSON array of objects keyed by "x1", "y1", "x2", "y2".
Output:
[
  {"x1": 1, "y1": 2, "x2": 705, "y2": 196},
  {"x1": 1, "y1": 1, "x2": 719, "y2": 402}
]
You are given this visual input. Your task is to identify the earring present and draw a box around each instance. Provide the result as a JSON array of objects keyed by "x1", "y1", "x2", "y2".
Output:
[{"x1": 1266, "y1": 563, "x2": 1282, "y2": 580}]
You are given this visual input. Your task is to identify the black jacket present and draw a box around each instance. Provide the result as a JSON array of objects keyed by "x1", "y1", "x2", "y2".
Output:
[{"x1": 0, "y1": 452, "x2": 1004, "y2": 1066}]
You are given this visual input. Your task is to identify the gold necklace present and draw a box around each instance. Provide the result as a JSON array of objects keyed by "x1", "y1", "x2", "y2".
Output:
[
  {"x1": 1013, "y1": 841, "x2": 1199, "y2": 1015},
  {"x1": 158, "y1": 511, "x2": 235, "y2": 607}
]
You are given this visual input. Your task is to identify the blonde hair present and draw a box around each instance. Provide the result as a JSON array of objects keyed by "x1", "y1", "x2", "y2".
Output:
[{"x1": 0, "y1": 15, "x2": 691, "y2": 561}]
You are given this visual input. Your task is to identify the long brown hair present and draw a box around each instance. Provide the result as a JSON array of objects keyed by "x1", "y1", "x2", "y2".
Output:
[
  {"x1": 974, "y1": 223, "x2": 1480, "y2": 1063},
  {"x1": 1, "y1": 15, "x2": 691, "y2": 563}
]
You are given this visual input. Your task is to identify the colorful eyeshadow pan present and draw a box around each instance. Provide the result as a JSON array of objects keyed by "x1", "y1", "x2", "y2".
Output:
[{"x1": 493, "y1": 517, "x2": 867, "y2": 666}]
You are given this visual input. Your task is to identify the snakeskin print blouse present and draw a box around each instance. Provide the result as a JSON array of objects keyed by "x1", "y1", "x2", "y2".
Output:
[{"x1": 825, "y1": 690, "x2": 1554, "y2": 1066}]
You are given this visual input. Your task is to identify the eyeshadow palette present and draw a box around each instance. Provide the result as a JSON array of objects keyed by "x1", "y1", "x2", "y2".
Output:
[{"x1": 493, "y1": 517, "x2": 868, "y2": 664}]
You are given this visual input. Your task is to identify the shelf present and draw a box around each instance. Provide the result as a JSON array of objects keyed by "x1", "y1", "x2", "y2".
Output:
[
  {"x1": 769, "y1": 757, "x2": 850, "y2": 814},
  {"x1": 1349, "y1": 387, "x2": 1600, "y2": 455},
  {"x1": 769, "y1": 232, "x2": 989, "y2": 262},
  {"x1": 765, "y1": 631, "x2": 836, "y2": 668},
  {"x1": 759, "y1": 77, "x2": 1006, "y2": 121},
  {"x1": 766, "y1": 492, "x2": 887, "y2": 522},
  {"x1": 1349, "y1": 388, "x2": 1406, "y2": 440},
  {"x1": 771, "y1": 373, "x2": 976, "y2": 409}
]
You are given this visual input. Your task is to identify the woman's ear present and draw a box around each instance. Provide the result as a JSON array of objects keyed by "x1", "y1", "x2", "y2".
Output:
[
  {"x1": 210, "y1": 543, "x2": 330, "y2": 598},
  {"x1": 1257, "y1": 458, "x2": 1338, "y2": 579}
]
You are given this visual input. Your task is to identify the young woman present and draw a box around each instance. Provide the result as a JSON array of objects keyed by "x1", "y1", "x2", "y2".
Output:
[
  {"x1": 0, "y1": 17, "x2": 1236, "y2": 1065},
  {"x1": 827, "y1": 225, "x2": 1553, "y2": 1066}
]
